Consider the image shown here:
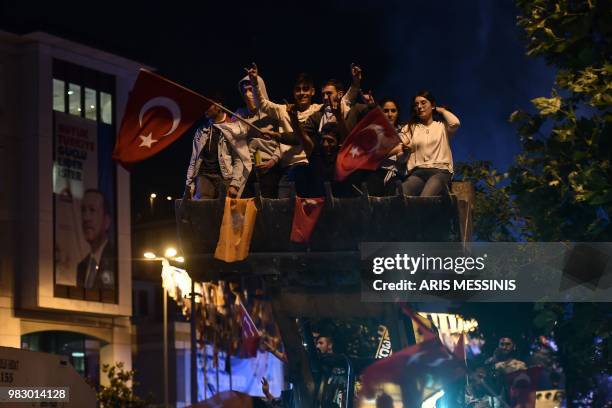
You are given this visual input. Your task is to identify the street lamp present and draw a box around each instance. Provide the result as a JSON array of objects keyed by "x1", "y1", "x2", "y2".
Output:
[
  {"x1": 143, "y1": 248, "x2": 185, "y2": 408},
  {"x1": 149, "y1": 193, "x2": 157, "y2": 215}
]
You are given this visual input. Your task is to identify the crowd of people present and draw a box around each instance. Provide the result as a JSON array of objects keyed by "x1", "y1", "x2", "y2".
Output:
[
  {"x1": 464, "y1": 335, "x2": 564, "y2": 407},
  {"x1": 184, "y1": 63, "x2": 461, "y2": 201},
  {"x1": 194, "y1": 280, "x2": 564, "y2": 407},
  {"x1": 255, "y1": 333, "x2": 564, "y2": 407}
]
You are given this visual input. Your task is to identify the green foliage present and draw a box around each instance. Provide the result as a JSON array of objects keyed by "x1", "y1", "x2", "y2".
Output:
[
  {"x1": 517, "y1": 0, "x2": 611, "y2": 70},
  {"x1": 511, "y1": 0, "x2": 612, "y2": 404},
  {"x1": 510, "y1": 0, "x2": 612, "y2": 241},
  {"x1": 97, "y1": 362, "x2": 149, "y2": 408},
  {"x1": 458, "y1": 2, "x2": 611, "y2": 404},
  {"x1": 454, "y1": 160, "x2": 526, "y2": 241}
]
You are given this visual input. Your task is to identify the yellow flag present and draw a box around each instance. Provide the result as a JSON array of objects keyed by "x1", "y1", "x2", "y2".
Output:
[{"x1": 214, "y1": 197, "x2": 257, "y2": 262}]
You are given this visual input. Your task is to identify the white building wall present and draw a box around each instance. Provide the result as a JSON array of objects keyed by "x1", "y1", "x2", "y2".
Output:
[{"x1": 0, "y1": 30, "x2": 150, "y2": 384}]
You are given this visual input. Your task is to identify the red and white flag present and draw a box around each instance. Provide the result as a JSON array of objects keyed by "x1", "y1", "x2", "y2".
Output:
[
  {"x1": 360, "y1": 333, "x2": 465, "y2": 406},
  {"x1": 290, "y1": 197, "x2": 325, "y2": 243},
  {"x1": 361, "y1": 305, "x2": 466, "y2": 406},
  {"x1": 239, "y1": 301, "x2": 260, "y2": 357},
  {"x1": 335, "y1": 107, "x2": 400, "y2": 181},
  {"x1": 112, "y1": 69, "x2": 212, "y2": 166}
]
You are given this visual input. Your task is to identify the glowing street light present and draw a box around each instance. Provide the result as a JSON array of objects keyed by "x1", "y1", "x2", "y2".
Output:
[
  {"x1": 142, "y1": 247, "x2": 197, "y2": 406},
  {"x1": 149, "y1": 193, "x2": 157, "y2": 215},
  {"x1": 143, "y1": 248, "x2": 185, "y2": 408}
]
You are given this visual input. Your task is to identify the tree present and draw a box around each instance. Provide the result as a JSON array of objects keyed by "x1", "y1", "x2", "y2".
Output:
[
  {"x1": 510, "y1": 0, "x2": 612, "y2": 242},
  {"x1": 510, "y1": 0, "x2": 612, "y2": 404},
  {"x1": 454, "y1": 160, "x2": 526, "y2": 241},
  {"x1": 97, "y1": 362, "x2": 149, "y2": 408}
]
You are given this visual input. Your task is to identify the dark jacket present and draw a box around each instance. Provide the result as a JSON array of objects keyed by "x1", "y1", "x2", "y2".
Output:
[
  {"x1": 303, "y1": 103, "x2": 371, "y2": 143},
  {"x1": 76, "y1": 242, "x2": 116, "y2": 290},
  {"x1": 298, "y1": 104, "x2": 373, "y2": 197}
]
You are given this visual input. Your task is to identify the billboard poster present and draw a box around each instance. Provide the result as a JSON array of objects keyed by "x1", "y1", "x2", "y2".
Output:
[{"x1": 53, "y1": 111, "x2": 117, "y2": 303}]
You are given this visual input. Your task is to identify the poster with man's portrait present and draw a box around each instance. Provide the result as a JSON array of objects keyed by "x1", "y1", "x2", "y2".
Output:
[{"x1": 53, "y1": 111, "x2": 117, "y2": 303}]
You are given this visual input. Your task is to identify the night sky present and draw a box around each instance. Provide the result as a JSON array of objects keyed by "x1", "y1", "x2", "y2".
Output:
[{"x1": 1, "y1": 0, "x2": 555, "y2": 216}]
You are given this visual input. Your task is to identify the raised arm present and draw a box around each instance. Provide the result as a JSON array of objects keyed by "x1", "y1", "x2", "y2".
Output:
[
  {"x1": 341, "y1": 63, "x2": 362, "y2": 117},
  {"x1": 436, "y1": 106, "x2": 460, "y2": 135},
  {"x1": 246, "y1": 63, "x2": 285, "y2": 120}
]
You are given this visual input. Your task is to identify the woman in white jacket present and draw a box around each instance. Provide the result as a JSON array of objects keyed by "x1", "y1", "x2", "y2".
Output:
[{"x1": 401, "y1": 90, "x2": 460, "y2": 196}]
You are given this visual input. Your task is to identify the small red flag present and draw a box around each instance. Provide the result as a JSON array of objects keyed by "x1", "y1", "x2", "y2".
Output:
[
  {"x1": 290, "y1": 197, "x2": 325, "y2": 243},
  {"x1": 335, "y1": 107, "x2": 400, "y2": 181},
  {"x1": 239, "y1": 301, "x2": 260, "y2": 357},
  {"x1": 113, "y1": 69, "x2": 212, "y2": 165}
]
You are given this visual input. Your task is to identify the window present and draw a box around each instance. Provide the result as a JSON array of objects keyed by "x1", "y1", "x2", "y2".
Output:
[
  {"x1": 100, "y1": 92, "x2": 113, "y2": 125},
  {"x1": 84, "y1": 87, "x2": 97, "y2": 120},
  {"x1": 53, "y1": 79, "x2": 65, "y2": 112},
  {"x1": 52, "y1": 59, "x2": 115, "y2": 124},
  {"x1": 68, "y1": 83, "x2": 81, "y2": 117}
]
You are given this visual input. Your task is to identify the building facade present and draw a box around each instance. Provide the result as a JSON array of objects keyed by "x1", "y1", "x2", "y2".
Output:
[{"x1": 0, "y1": 30, "x2": 145, "y2": 386}]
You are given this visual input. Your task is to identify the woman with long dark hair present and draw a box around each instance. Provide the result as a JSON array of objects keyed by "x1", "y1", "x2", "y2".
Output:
[
  {"x1": 401, "y1": 90, "x2": 460, "y2": 196},
  {"x1": 375, "y1": 98, "x2": 411, "y2": 195}
]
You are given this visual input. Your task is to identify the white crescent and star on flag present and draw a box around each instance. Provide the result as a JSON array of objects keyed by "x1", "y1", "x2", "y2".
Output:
[
  {"x1": 137, "y1": 96, "x2": 182, "y2": 148},
  {"x1": 349, "y1": 146, "x2": 362, "y2": 158},
  {"x1": 348, "y1": 124, "x2": 388, "y2": 159},
  {"x1": 302, "y1": 199, "x2": 321, "y2": 207},
  {"x1": 362, "y1": 124, "x2": 389, "y2": 153}
]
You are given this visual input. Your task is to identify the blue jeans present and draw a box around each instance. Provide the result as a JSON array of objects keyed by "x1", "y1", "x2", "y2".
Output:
[
  {"x1": 402, "y1": 168, "x2": 451, "y2": 196},
  {"x1": 278, "y1": 164, "x2": 311, "y2": 198}
]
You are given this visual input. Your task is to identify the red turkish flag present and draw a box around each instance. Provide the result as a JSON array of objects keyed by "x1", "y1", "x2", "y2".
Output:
[
  {"x1": 290, "y1": 197, "x2": 325, "y2": 243},
  {"x1": 360, "y1": 304, "x2": 466, "y2": 405},
  {"x1": 335, "y1": 107, "x2": 400, "y2": 181},
  {"x1": 238, "y1": 301, "x2": 260, "y2": 357},
  {"x1": 113, "y1": 69, "x2": 212, "y2": 165},
  {"x1": 361, "y1": 336, "x2": 465, "y2": 406}
]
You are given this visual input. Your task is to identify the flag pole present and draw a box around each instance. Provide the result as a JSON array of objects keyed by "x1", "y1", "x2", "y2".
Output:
[
  {"x1": 137, "y1": 69, "x2": 265, "y2": 134},
  {"x1": 203, "y1": 98, "x2": 265, "y2": 134}
]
